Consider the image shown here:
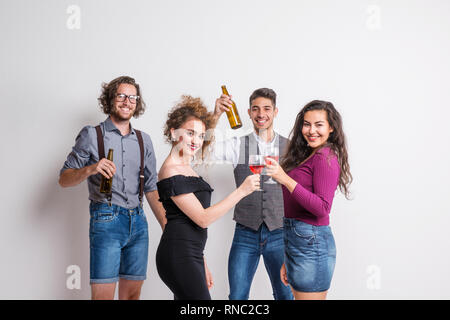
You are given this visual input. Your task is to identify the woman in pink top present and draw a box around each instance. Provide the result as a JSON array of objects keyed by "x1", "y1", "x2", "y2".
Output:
[{"x1": 266, "y1": 100, "x2": 352, "y2": 300}]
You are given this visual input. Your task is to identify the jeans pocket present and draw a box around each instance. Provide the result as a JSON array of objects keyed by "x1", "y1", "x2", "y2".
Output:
[
  {"x1": 292, "y1": 224, "x2": 316, "y2": 245},
  {"x1": 292, "y1": 221, "x2": 314, "y2": 237},
  {"x1": 92, "y1": 208, "x2": 117, "y2": 223},
  {"x1": 139, "y1": 210, "x2": 148, "y2": 225}
]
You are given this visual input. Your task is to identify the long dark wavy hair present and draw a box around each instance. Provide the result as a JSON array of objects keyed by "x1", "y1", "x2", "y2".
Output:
[
  {"x1": 281, "y1": 100, "x2": 352, "y2": 199},
  {"x1": 98, "y1": 76, "x2": 146, "y2": 118}
]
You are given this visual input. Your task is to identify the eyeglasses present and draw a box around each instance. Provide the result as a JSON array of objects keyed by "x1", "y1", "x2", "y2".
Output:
[{"x1": 116, "y1": 93, "x2": 140, "y2": 104}]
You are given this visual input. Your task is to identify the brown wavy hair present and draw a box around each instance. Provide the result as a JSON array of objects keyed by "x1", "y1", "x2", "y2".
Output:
[
  {"x1": 164, "y1": 95, "x2": 217, "y2": 162},
  {"x1": 98, "y1": 76, "x2": 146, "y2": 118},
  {"x1": 281, "y1": 100, "x2": 352, "y2": 199}
]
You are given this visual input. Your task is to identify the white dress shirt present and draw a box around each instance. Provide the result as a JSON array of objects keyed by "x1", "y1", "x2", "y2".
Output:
[{"x1": 212, "y1": 131, "x2": 280, "y2": 168}]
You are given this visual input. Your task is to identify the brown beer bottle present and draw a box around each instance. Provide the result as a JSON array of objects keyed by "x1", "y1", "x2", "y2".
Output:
[
  {"x1": 99, "y1": 148, "x2": 114, "y2": 194},
  {"x1": 221, "y1": 85, "x2": 242, "y2": 129}
]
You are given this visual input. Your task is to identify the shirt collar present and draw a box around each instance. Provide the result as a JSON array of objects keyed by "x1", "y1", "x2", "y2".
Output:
[
  {"x1": 104, "y1": 116, "x2": 135, "y2": 135},
  {"x1": 252, "y1": 130, "x2": 278, "y2": 145}
]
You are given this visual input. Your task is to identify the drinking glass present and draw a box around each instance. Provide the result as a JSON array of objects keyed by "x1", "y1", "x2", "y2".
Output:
[
  {"x1": 248, "y1": 155, "x2": 264, "y2": 191},
  {"x1": 264, "y1": 146, "x2": 279, "y2": 184}
]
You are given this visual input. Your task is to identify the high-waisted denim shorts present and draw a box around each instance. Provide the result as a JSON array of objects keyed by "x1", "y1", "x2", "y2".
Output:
[{"x1": 283, "y1": 218, "x2": 336, "y2": 292}]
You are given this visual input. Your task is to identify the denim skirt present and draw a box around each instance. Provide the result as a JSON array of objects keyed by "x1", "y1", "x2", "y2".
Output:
[{"x1": 283, "y1": 217, "x2": 336, "y2": 292}]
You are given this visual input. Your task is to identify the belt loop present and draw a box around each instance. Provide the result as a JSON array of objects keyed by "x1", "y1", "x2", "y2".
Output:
[{"x1": 286, "y1": 218, "x2": 291, "y2": 227}]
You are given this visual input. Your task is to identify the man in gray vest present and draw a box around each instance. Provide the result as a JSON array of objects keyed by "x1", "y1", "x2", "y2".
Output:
[{"x1": 213, "y1": 88, "x2": 293, "y2": 300}]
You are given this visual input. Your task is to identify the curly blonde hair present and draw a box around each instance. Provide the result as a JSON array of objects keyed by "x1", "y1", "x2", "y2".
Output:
[{"x1": 164, "y1": 95, "x2": 217, "y2": 162}]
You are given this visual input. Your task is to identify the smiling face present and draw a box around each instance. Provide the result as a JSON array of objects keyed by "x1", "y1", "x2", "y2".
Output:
[
  {"x1": 302, "y1": 110, "x2": 334, "y2": 149},
  {"x1": 171, "y1": 117, "x2": 206, "y2": 158},
  {"x1": 247, "y1": 97, "x2": 278, "y2": 133},
  {"x1": 110, "y1": 83, "x2": 137, "y2": 121}
]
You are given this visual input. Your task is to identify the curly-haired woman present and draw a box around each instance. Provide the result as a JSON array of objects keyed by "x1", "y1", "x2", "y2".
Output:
[
  {"x1": 155, "y1": 95, "x2": 260, "y2": 300},
  {"x1": 266, "y1": 100, "x2": 352, "y2": 300}
]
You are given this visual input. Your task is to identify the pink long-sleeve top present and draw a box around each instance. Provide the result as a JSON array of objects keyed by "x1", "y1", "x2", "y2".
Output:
[{"x1": 282, "y1": 147, "x2": 340, "y2": 226}]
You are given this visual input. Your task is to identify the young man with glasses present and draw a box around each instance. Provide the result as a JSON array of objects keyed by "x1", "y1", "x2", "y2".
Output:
[{"x1": 59, "y1": 76, "x2": 166, "y2": 300}]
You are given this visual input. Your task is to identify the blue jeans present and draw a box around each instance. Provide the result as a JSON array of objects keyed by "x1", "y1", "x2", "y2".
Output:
[
  {"x1": 89, "y1": 202, "x2": 149, "y2": 284},
  {"x1": 283, "y1": 218, "x2": 336, "y2": 292},
  {"x1": 228, "y1": 223, "x2": 293, "y2": 300}
]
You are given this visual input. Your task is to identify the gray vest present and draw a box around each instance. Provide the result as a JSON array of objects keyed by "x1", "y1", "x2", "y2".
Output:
[{"x1": 233, "y1": 133, "x2": 289, "y2": 231}]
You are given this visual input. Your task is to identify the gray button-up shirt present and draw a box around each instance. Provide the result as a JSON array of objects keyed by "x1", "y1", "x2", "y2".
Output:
[{"x1": 60, "y1": 117, "x2": 157, "y2": 209}]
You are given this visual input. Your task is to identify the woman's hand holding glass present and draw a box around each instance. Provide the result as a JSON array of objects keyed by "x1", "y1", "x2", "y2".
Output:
[
  {"x1": 239, "y1": 173, "x2": 261, "y2": 195},
  {"x1": 248, "y1": 155, "x2": 265, "y2": 191},
  {"x1": 265, "y1": 156, "x2": 287, "y2": 185}
]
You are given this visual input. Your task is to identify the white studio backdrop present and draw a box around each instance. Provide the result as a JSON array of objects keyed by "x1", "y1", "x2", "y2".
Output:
[{"x1": 1, "y1": 0, "x2": 449, "y2": 299}]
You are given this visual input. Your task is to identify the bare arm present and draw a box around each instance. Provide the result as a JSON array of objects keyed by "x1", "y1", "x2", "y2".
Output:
[
  {"x1": 145, "y1": 190, "x2": 167, "y2": 231},
  {"x1": 59, "y1": 167, "x2": 94, "y2": 188},
  {"x1": 59, "y1": 159, "x2": 116, "y2": 188},
  {"x1": 204, "y1": 257, "x2": 213, "y2": 289},
  {"x1": 171, "y1": 174, "x2": 260, "y2": 229}
]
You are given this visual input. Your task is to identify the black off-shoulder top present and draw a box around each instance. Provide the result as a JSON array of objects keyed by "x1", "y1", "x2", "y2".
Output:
[{"x1": 157, "y1": 175, "x2": 214, "y2": 224}]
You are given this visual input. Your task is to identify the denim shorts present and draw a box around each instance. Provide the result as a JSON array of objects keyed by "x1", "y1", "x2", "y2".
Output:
[
  {"x1": 283, "y1": 218, "x2": 336, "y2": 292},
  {"x1": 89, "y1": 201, "x2": 149, "y2": 284}
]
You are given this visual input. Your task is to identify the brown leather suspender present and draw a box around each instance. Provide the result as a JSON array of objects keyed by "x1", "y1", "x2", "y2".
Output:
[
  {"x1": 95, "y1": 125, "x2": 111, "y2": 205},
  {"x1": 95, "y1": 125, "x2": 145, "y2": 207},
  {"x1": 95, "y1": 126, "x2": 106, "y2": 160},
  {"x1": 134, "y1": 129, "x2": 145, "y2": 207}
]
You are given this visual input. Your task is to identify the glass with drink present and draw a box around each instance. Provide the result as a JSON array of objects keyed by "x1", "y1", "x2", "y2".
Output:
[
  {"x1": 264, "y1": 146, "x2": 279, "y2": 184},
  {"x1": 248, "y1": 155, "x2": 264, "y2": 191}
]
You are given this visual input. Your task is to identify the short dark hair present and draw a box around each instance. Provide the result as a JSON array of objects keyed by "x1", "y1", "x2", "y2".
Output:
[
  {"x1": 98, "y1": 76, "x2": 146, "y2": 118},
  {"x1": 249, "y1": 88, "x2": 277, "y2": 108}
]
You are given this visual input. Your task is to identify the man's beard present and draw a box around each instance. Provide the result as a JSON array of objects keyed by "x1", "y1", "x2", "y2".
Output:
[{"x1": 111, "y1": 107, "x2": 135, "y2": 121}]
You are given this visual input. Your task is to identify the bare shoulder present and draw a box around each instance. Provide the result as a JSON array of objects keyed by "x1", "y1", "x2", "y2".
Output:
[
  {"x1": 158, "y1": 164, "x2": 179, "y2": 181},
  {"x1": 158, "y1": 161, "x2": 197, "y2": 181}
]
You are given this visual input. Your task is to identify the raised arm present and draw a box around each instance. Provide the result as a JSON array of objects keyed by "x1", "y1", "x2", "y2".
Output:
[{"x1": 171, "y1": 174, "x2": 260, "y2": 229}]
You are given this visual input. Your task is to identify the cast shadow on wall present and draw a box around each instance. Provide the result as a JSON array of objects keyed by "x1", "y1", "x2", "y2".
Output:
[{"x1": 33, "y1": 113, "x2": 102, "y2": 299}]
